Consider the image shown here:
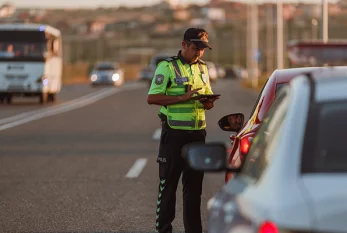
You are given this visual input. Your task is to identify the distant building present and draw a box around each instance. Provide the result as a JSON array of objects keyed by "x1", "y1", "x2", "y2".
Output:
[
  {"x1": 164, "y1": 0, "x2": 180, "y2": 8},
  {"x1": 157, "y1": 0, "x2": 180, "y2": 9},
  {"x1": 283, "y1": 4, "x2": 296, "y2": 21},
  {"x1": 329, "y1": 4, "x2": 342, "y2": 15},
  {"x1": 0, "y1": 3, "x2": 15, "y2": 18},
  {"x1": 202, "y1": 7, "x2": 226, "y2": 22},
  {"x1": 301, "y1": 4, "x2": 321, "y2": 18},
  {"x1": 75, "y1": 23, "x2": 88, "y2": 35},
  {"x1": 338, "y1": 0, "x2": 347, "y2": 8},
  {"x1": 88, "y1": 20, "x2": 106, "y2": 35},
  {"x1": 209, "y1": 0, "x2": 226, "y2": 7},
  {"x1": 154, "y1": 23, "x2": 170, "y2": 34},
  {"x1": 29, "y1": 9, "x2": 46, "y2": 17},
  {"x1": 173, "y1": 8, "x2": 190, "y2": 21},
  {"x1": 190, "y1": 18, "x2": 209, "y2": 27}
]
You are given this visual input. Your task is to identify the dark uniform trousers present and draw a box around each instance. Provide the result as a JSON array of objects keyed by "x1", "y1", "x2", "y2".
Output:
[{"x1": 155, "y1": 118, "x2": 205, "y2": 233}]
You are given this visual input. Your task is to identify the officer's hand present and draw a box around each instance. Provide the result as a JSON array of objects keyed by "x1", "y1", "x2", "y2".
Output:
[
  {"x1": 199, "y1": 96, "x2": 219, "y2": 103},
  {"x1": 201, "y1": 97, "x2": 219, "y2": 110},
  {"x1": 203, "y1": 101, "x2": 213, "y2": 110},
  {"x1": 181, "y1": 88, "x2": 202, "y2": 102}
]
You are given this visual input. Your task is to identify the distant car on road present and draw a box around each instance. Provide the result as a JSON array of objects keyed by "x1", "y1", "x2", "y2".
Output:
[
  {"x1": 139, "y1": 54, "x2": 169, "y2": 85},
  {"x1": 215, "y1": 64, "x2": 226, "y2": 79},
  {"x1": 205, "y1": 61, "x2": 218, "y2": 82},
  {"x1": 183, "y1": 67, "x2": 347, "y2": 233},
  {"x1": 224, "y1": 65, "x2": 247, "y2": 79},
  {"x1": 90, "y1": 62, "x2": 124, "y2": 87}
]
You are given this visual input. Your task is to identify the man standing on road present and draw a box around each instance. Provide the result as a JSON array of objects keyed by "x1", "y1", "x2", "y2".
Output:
[{"x1": 147, "y1": 27, "x2": 219, "y2": 233}]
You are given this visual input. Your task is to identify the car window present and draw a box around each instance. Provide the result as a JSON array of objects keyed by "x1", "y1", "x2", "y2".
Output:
[
  {"x1": 303, "y1": 101, "x2": 347, "y2": 173},
  {"x1": 95, "y1": 64, "x2": 115, "y2": 71},
  {"x1": 275, "y1": 83, "x2": 288, "y2": 96},
  {"x1": 241, "y1": 89, "x2": 289, "y2": 181}
]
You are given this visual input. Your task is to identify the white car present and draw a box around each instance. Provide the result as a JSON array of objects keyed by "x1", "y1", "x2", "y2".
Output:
[
  {"x1": 205, "y1": 61, "x2": 218, "y2": 82},
  {"x1": 90, "y1": 62, "x2": 124, "y2": 87},
  {"x1": 183, "y1": 67, "x2": 347, "y2": 233},
  {"x1": 138, "y1": 54, "x2": 169, "y2": 85}
]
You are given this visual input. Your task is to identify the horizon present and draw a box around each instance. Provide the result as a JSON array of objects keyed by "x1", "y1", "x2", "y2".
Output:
[{"x1": 4, "y1": 0, "x2": 339, "y2": 9}]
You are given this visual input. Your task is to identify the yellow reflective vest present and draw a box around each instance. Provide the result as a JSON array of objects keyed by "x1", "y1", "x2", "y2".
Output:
[{"x1": 164, "y1": 57, "x2": 212, "y2": 130}]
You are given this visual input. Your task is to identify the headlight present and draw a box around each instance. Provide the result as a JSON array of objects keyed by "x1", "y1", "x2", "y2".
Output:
[
  {"x1": 90, "y1": 74, "x2": 98, "y2": 82},
  {"x1": 36, "y1": 76, "x2": 48, "y2": 85},
  {"x1": 112, "y1": 73, "x2": 120, "y2": 81},
  {"x1": 207, "y1": 197, "x2": 215, "y2": 210}
]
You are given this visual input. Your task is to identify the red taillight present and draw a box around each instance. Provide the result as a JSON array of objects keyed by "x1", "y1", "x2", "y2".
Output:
[
  {"x1": 259, "y1": 221, "x2": 279, "y2": 233},
  {"x1": 240, "y1": 137, "x2": 251, "y2": 155}
]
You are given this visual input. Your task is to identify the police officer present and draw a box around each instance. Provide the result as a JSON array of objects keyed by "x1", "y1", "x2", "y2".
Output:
[{"x1": 147, "y1": 27, "x2": 219, "y2": 233}]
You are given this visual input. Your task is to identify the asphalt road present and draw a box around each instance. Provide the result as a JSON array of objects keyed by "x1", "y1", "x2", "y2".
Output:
[{"x1": 0, "y1": 78, "x2": 258, "y2": 233}]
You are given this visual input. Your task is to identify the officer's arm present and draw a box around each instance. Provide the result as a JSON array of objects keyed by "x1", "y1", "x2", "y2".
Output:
[
  {"x1": 148, "y1": 94, "x2": 183, "y2": 105},
  {"x1": 148, "y1": 90, "x2": 200, "y2": 106}
]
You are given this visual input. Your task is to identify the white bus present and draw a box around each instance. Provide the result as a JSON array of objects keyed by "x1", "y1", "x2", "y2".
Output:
[{"x1": 0, "y1": 23, "x2": 62, "y2": 104}]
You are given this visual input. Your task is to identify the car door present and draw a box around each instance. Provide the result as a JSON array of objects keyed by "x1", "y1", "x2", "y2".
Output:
[
  {"x1": 213, "y1": 90, "x2": 290, "y2": 232},
  {"x1": 300, "y1": 100, "x2": 347, "y2": 232}
]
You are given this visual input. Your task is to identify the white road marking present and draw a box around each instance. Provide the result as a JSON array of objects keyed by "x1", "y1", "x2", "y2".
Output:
[
  {"x1": 152, "y1": 128, "x2": 162, "y2": 140},
  {"x1": 125, "y1": 158, "x2": 148, "y2": 178},
  {"x1": 0, "y1": 88, "x2": 110, "y2": 125},
  {"x1": 0, "y1": 82, "x2": 144, "y2": 131}
]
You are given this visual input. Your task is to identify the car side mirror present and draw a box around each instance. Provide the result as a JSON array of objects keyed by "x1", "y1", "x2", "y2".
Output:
[
  {"x1": 181, "y1": 142, "x2": 227, "y2": 172},
  {"x1": 218, "y1": 113, "x2": 245, "y2": 132}
]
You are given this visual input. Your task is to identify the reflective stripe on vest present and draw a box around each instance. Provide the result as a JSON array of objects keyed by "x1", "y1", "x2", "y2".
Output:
[
  {"x1": 166, "y1": 59, "x2": 206, "y2": 130},
  {"x1": 168, "y1": 119, "x2": 205, "y2": 128},
  {"x1": 172, "y1": 59, "x2": 182, "y2": 78}
]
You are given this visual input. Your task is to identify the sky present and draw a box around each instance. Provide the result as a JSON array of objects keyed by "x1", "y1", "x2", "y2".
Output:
[{"x1": 5, "y1": 0, "x2": 338, "y2": 9}]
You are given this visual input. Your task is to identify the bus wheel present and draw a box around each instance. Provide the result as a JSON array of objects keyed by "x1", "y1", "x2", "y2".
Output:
[
  {"x1": 48, "y1": 93, "x2": 56, "y2": 102},
  {"x1": 39, "y1": 92, "x2": 48, "y2": 104}
]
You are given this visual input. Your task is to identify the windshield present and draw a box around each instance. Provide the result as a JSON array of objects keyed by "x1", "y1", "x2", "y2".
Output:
[
  {"x1": 95, "y1": 64, "x2": 116, "y2": 71},
  {"x1": 0, "y1": 31, "x2": 47, "y2": 62},
  {"x1": 0, "y1": 42, "x2": 46, "y2": 61},
  {"x1": 275, "y1": 83, "x2": 288, "y2": 96}
]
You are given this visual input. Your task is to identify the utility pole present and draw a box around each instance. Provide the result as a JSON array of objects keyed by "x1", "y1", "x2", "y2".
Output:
[
  {"x1": 247, "y1": 1, "x2": 258, "y2": 87},
  {"x1": 266, "y1": 4, "x2": 274, "y2": 74},
  {"x1": 206, "y1": 21, "x2": 218, "y2": 63},
  {"x1": 247, "y1": 3, "x2": 252, "y2": 80},
  {"x1": 251, "y1": 1, "x2": 258, "y2": 88},
  {"x1": 277, "y1": 0, "x2": 284, "y2": 69},
  {"x1": 321, "y1": 0, "x2": 328, "y2": 43}
]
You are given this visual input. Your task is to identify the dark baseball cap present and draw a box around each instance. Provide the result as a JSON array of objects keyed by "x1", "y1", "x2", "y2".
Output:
[{"x1": 183, "y1": 27, "x2": 212, "y2": 50}]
